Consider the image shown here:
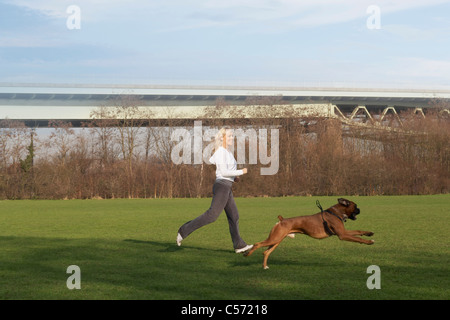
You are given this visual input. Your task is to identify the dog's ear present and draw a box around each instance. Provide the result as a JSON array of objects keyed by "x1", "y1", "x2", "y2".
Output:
[{"x1": 338, "y1": 198, "x2": 350, "y2": 207}]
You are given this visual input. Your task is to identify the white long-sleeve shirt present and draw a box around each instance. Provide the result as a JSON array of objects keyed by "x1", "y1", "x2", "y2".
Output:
[{"x1": 209, "y1": 147, "x2": 243, "y2": 182}]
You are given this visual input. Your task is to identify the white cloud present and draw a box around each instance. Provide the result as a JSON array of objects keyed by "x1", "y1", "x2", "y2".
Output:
[
  {"x1": 3, "y1": 0, "x2": 450, "y2": 88},
  {"x1": 6, "y1": 0, "x2": 450, "y2": 29},
  {"x1": 3, "y1": 0, "x2": 71, "y2": 19},
  {"x1": 0, "y1": 35, "x2": 62, "y2": 48},
  {"x1": 393, "y1": 57, "x2": 450, "y2": 79},
  {"x1": 3, "y1": 0, "x2": 158, "y2": 21},
  {"x1": 382, "y1": 24, "x2": 437, "y2": 41}
]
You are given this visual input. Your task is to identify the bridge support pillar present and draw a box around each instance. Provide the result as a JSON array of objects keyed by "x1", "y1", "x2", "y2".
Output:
[
  {"x1": 380, "y1": 106, "x2": 402, "y2": 127},
  {"x1": 350, "y1": 105, "x2": 374, "y2": 124}
]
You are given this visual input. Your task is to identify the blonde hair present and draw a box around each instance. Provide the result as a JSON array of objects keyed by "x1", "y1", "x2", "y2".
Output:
[{"x1": 215, "y1": 127, "x2": 231, "y2": 151}]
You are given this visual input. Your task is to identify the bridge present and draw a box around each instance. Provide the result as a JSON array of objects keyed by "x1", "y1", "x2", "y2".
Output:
[{"x1": 0, "y1": 83, "x2": 449, "y2": 127}]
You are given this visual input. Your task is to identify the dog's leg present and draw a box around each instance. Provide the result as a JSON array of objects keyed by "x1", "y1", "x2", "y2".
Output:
[
  {"x1": 244, "y1": 234, "x2": 285, "y2": 257},
  {"x1": 244, "y1": 241, "x2": 262, "y2": 257},
  {"x1": 345, "y1": 230, "x2": 374, "y2": 237},
  {"x1": 244, "y1": 222, "x2": 288, "y2": 257},
  {"x1": 262, "y1": 242, "x2": 281, "y2": 269},
  {"x1": 337, "y1": 232, "x2": 375, "y2": 244}
]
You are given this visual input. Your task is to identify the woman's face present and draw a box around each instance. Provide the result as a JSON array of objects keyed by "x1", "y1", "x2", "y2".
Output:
[{"x1": 223, "y1": 129, "x2": 234, "y2": 148}]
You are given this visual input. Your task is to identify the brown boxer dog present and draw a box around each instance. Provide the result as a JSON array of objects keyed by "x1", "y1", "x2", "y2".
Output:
[{"x1": 244, "y1": 198, "x2": 374, "y2": 269}]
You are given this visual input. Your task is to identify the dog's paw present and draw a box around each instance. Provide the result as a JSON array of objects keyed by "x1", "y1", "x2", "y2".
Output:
[
  {"x1": 366, "y1": 232, "x2": 374, "y2": 237},
  {"x1": 368, "y1": 240, "x2": 375, "y2": 245}
]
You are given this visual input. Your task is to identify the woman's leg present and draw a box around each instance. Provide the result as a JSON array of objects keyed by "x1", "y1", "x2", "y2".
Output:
[
  {"x1": 223, "y1": 191, "x2": 247, "y2": 250},
  {"x1": 178, "y1": 181, "x2": 230, "y2": 239}
]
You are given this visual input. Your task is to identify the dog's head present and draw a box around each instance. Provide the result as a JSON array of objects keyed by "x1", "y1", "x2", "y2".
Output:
[{"x1": 337, "y1": 198, "x2": 360, "y2": 221}]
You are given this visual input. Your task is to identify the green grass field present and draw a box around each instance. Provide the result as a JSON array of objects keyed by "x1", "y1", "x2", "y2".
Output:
[{"x1": 0, "y1": 195, "x2": 448, "y2": 300}]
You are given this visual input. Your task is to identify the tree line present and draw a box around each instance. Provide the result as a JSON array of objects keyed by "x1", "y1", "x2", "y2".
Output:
[{"x1": 0, "y1": 97, "x2": 448, "y2": 199}]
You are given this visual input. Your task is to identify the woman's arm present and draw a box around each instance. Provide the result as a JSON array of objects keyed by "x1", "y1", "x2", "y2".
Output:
[
  {"x1": 216, "y1": 162, "x2": 244, "y2": 178},
  {"x1": 213, "y1": 147, "x2": 246, "y2": 178}
]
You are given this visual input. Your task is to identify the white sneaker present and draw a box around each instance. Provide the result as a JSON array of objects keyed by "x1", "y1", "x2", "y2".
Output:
[
  {"x1": 176, "y1": 233, "x2": 183, "y2": 246},
  {"x1": 235, "y1": 244, "x2": 253, "y2": 254}
]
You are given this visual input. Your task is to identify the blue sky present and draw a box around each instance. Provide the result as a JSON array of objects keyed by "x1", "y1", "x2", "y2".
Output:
[{"x1": 1, "y1": 0, "x2": 450, "y2": 88}]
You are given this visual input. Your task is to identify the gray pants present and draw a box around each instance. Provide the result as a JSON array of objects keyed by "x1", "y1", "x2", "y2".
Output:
[{"x1": 178, "y1": 179, "x2": 247, "y2": 250}]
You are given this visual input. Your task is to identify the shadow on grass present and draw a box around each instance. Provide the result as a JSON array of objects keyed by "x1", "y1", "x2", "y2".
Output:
[
  {"x1": 123, "y1": 238, "x2": 231, "y2": 254},
  {"x1": 0, "y1": 236, "x2": 260, "y2": 299},
  {"x1": 1, "y1": 236, "x2": 448, "y2": 300}
]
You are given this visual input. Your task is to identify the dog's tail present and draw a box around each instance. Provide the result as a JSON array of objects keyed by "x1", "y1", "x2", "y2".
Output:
[{"x1": 278, "y1": 215, "x2": 284, "y2": 221}]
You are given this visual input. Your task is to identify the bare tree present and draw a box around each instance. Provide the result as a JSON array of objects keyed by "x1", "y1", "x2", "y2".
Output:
[
  {"x1": 89, "y1": 106, "x2": 120, "y2": 167},
  {"x1": 47, "y1": 120, "x2": 75, "y2": 167}
]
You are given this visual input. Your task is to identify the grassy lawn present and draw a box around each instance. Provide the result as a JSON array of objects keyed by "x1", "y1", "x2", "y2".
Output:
[{"x1": 0, "y1": 195, "x2": 448, "y2": 300}]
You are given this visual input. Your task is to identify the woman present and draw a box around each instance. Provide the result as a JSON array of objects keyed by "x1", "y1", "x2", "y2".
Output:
[{"x1": 176, "y1": 127, "x2": 253, "y2": 253}]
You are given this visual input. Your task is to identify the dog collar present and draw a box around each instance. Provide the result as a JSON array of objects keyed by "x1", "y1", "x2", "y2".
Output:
[
  {"x1": 324, "y1": 209, "x2": 345, "y2": 223},
  {"x1": 316, "y1": 200, "x2": 345, "y2": 223}
]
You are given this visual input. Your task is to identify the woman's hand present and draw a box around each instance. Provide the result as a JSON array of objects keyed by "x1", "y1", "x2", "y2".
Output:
[{"x1": 242, "y1": 168, "x2": 248, "y2": 174}]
